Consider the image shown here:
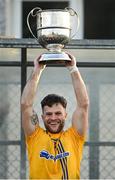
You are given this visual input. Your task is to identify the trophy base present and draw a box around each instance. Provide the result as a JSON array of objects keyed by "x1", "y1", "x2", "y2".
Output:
[{"x1": 39, "y1": 52, "x2": 71, "y2": 65}]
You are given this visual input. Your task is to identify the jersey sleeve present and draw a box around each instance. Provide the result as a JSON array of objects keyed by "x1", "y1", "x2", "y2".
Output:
[
  {"x1": 25, "y1": 126, "x2": 44, "y2": 160},
  {"x1": 25, "y1": 126, "x2": 40, "y2": 140},
  {"x1": 66, "y1": 126, "x2": 86, "y2": 152}
]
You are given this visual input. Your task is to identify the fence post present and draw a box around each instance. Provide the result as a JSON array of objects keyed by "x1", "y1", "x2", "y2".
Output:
[
  {"x1": 89, "y1": 79, "x2": 100, "y2": 179},
  {"x1": 20, "y1": 48, "x2": 27, "y2": 179}
]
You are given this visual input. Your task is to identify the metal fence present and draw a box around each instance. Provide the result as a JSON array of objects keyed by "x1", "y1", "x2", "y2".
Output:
[{"x1": 0, "y1": 39, "x2": 115, "y2": 179}]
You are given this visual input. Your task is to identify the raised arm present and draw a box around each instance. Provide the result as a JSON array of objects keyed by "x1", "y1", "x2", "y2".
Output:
[
  {"x1": 66, "y1": 54, "x2": 89, "y2": 136},
  {"x1": 21, "y1": 56, "x2": 45, "y2": 136}
]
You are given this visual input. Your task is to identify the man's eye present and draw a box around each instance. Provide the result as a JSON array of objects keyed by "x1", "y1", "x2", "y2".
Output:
[
  {"x1": 56, "y1": 112, "x2": 62, "y2": 115},
  {"x1": 46, "y1": 113, "x2": 52, "y2": 116}
]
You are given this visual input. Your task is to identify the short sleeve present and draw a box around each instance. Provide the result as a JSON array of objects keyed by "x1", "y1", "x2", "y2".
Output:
[
  {"x1": 66, "y1": 126, "x2": 86, "y2": 146},
  {"x1": 25, "y1": 126, "x2": 43, "y2": 147}
]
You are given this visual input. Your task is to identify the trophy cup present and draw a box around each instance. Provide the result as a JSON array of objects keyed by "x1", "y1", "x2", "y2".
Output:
[{"x1": 27, "y1": 7, "x2": 79, "y2": 64}]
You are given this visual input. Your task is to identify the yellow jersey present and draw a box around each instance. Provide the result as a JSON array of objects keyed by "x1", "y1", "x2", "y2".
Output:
[{"x1": 26, "y1": 126, "x2": 85, "y2": 179}]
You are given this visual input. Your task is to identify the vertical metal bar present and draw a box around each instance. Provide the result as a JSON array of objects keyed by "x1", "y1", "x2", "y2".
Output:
[
  {"x1": 20, "y1": 48, "x2": 27, "y2": 179},
  {"x1": 89, "y1": 80, "x2": 100, "y2": 179}
]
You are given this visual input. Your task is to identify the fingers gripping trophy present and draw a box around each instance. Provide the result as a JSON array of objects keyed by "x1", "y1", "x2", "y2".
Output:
[{"x1": 27, "y1": 7, "x2": 79, "y2": 65}]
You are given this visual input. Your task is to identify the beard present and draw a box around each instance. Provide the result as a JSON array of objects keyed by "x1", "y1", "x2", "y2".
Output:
[{"x1": 44, "y1": 119, "x2": 65, "y2": 134}]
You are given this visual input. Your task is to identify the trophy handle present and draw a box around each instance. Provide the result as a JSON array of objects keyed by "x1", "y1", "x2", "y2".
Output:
[
  {"x1": 65, "y1": 7, "x2": 80, "y2": 38},
  {"x1": 27, "y1": 7, "x2": 42, "y2": 40}
]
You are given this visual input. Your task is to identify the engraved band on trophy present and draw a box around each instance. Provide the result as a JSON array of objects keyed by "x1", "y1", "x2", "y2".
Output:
[{"x1": 27, "y1": 7, "x2": 79, "y2": 64}]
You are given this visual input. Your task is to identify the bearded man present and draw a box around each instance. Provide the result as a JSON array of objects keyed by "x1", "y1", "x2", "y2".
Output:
[{"x1": 21, "y1": 53, "x2": 89, "y2": 179}]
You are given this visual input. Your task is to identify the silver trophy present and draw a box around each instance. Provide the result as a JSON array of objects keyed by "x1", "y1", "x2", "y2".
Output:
[{"x1": 27, "y1": 7, "x2": 79, "y2": 64}]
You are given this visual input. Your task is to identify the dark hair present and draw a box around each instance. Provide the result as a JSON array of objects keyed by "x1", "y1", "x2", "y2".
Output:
[{"x1": 41, "y1": 94, "x2": 67, "y2": 110}]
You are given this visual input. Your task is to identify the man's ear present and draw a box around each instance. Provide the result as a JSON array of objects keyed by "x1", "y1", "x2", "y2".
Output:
[
  {"x1": 41, "y1": 114, "x2": 44, "y2": 121},
  {"x1": 65, "y1": 112, "x2": 68, "y2": 119}
]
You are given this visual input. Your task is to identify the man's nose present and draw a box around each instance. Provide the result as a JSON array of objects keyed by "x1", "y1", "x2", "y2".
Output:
[{"x1": 51, "y1": 113, "x2": 56, "y2": 120}]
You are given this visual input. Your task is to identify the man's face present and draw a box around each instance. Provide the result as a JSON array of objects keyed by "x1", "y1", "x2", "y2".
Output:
[{"x1": 42, "y1": 103, "x2": 67, "y2": 134}]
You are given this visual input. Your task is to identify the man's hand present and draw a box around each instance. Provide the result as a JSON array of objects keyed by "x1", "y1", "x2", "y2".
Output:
[
  {"x1": 34, "y1": 55, "x2": 46, "y2": 72},
  {"x1": 65, "y1": 53, "x2": 77, "y2": 67},
  {"x1": 65, "y1": 53, "x2": 78, "y2": 74}
]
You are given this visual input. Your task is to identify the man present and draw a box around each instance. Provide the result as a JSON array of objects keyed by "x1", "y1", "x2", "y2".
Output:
[{"x1": 21, "y1": 53, "x2": 89, "y2": 179}]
